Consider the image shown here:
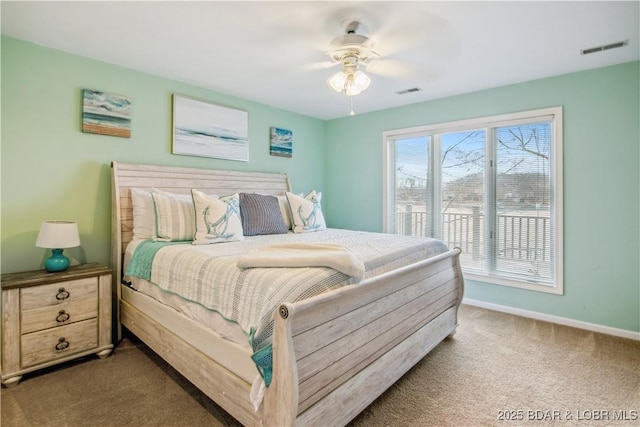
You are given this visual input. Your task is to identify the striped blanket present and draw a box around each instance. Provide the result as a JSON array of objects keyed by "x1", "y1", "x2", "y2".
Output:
[{"x1": 125, "y1": 228, "x2": 449, "y2": 385}]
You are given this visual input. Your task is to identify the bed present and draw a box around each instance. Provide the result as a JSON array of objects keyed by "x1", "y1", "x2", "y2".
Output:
[{"x1": 111, "y1": 161, "x2": 464, "y2": 426}]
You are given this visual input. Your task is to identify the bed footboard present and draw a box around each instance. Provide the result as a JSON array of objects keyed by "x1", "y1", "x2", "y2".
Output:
[{"x1": 264, "y1": 248, "x2": 463, "y2": 426}]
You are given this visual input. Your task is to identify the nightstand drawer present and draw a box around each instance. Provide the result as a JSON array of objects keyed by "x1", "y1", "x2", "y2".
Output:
[
  {"x1": 20, "y1": 278, "x2": 97, "y2": 311},
  {"x1": 21, "y1": 319, "x2": 98, "y2": 368},
  {"x1": 21, "y1": 298, "x2": 98, "y2": 334}
]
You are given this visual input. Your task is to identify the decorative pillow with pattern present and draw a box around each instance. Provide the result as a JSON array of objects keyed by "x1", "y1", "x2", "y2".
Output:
[
  {"x1": 192, "y1": 189, "x2": 244, "y2": 245},
  {"x1": 286, "y1": 191, "x2": 327, "y2": 233},
  {"x1": 239, "y1": 193, "x2": 288, "y2": 236},
  {"x1": 151, "y1": 191, "x2": 196, "y2": 241}
]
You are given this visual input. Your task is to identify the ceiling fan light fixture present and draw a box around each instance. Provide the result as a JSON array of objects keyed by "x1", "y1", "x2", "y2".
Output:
[
  {"x1": 325, "y1": 21, "x2": 377, "y2": 114},
  {"x1": 352, "y1": 70, "x2": 371, "y2": 91},
  {"x1": 328, "y1": 68, "x2": 371, "y2": 95},
  {"x1": 328, "y1": 71, "x2": 348, "y2": 93}
]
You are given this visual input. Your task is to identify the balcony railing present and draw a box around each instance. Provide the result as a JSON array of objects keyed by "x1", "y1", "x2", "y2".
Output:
[{"x1": 396, "y1": 206, "x2": 550, "y2": 264}]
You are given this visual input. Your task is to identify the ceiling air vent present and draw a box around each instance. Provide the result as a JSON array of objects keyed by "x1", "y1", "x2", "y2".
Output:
[
  {"x1": 396, "y1": 87, "x2": 422, "y2": 95},
  {"x1": 581, "y1": 40, "x2": 628, "y2": 55}
]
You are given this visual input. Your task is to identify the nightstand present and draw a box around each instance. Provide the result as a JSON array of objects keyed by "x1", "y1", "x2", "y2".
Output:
[{"x1": 1, "y1": 262, "x2": 113, "y2": 387}]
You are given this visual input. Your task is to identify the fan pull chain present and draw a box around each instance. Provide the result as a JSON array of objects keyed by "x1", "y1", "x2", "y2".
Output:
[{"x1": 349, "y1": 95, "x2": 355, "y2": 116}]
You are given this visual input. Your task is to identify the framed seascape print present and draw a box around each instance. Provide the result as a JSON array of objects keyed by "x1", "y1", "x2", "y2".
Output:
[
  {"x1": 82, "y1": 89, "x2": 131, "y2": 138},
  {"x1": 172, "y1": 95, "x2": 249, "y2": 162},
  {"x1": 270, "y1": 127, "x2": 293, "y2": 158}
]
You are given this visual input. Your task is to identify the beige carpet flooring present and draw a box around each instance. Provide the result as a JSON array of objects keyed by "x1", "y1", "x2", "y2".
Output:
[{"x1": 2, "y1": 304, "x2": 639, "y2": 427}]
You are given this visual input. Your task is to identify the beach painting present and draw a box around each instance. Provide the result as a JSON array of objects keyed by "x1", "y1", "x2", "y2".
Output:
[
  {"x1": 172, "y1": 95, "x2": 249, "y2": 161},
  {"x1": 82, "y1": 89, "x2": 131, "y2": 138},
  {"x1": 270, "y1": 127, "x2": 293, "y2": 158}
]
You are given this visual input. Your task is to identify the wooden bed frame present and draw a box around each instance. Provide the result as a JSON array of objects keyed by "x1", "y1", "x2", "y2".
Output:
[{"x1": 111, "y1": 161, "x2": 464, "y2": 426}]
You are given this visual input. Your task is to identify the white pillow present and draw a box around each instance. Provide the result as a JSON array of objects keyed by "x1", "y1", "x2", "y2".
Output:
[
  {"x1": 151, "y1": 191, "x2": 195, "y2": 241},
  {"x1": 286, "y1": 191, "x2": 327, "y2": 233},
  {"x1": 130, "y1": 188, "x2": 157, "y2": 240},
  {"x1": 277, "y1": 195, "x2": 292, "y2": 230},
  {"x1": 192, "y1": 189, "x2": 244, "y2": 245}
]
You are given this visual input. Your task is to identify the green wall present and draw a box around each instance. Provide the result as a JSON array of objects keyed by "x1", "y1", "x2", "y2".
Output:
[
  {"x1": 2, "y1": 36, "x2": 638, "y2": 333},
  {"x1": 1, "y1": 36, "x2": 326, "y2": 273},
  {"x1": 325, "y1": 61, "x2": 640, "y2": 333}
]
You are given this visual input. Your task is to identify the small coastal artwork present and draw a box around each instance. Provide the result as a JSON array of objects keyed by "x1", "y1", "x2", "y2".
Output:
[
  {"x1": 172, "y1": 95, "x2": 249, "y2": 162},
  {"x1": 82, "y1": 89, "x2": 131, "y2": 138},
  {"x1": 270, "y1": 127, "x2": 293, "y2": 158}
]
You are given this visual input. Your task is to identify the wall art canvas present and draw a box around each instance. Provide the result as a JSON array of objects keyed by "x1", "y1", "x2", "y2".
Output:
[
  {"x1": 172, "y1": 95, "x2": 249, "y2": 161},
  {"x1": 270, "y1": 127, "x2": 293, "y2": 158},
  {"x1": 82, "y1": 89, "x2": 131, "y2": 138}
]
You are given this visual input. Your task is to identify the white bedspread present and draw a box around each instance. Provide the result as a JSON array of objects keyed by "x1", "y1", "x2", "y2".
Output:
[{"x1": 125, "y1": 228, "x2": 449, "y2": 358}]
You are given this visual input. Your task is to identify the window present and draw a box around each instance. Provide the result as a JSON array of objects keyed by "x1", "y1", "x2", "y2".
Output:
[{"x1": 383, "y1": 107, "x2": 563, "y2": 294}]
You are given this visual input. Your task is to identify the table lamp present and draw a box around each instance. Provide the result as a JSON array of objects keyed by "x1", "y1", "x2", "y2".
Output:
[{"x1": 35, "y1": 221, "x2": 81, "y2": 272}]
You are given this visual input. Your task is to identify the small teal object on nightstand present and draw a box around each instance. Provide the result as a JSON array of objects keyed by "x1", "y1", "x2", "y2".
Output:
[
  {"x1": 35, "y1": 221, "x2": 81, "y2": 272},
  {"x1": 43, "y1": 248, "x2": 71, "y2": 272}
]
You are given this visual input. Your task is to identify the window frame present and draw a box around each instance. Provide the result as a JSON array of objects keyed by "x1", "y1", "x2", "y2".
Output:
[{"x1": 383, "y1": 107, "x2": 563, "y2": 294}]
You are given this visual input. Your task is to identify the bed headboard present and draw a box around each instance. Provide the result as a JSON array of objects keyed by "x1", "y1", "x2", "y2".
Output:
[{"x1": 110, "y1": 161, "x2": 291, "y2": 289}]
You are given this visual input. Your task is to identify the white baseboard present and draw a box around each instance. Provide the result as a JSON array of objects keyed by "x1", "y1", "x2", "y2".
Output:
[{"x1": 462, "y1": 298, "x2": 640, "y2": 341}]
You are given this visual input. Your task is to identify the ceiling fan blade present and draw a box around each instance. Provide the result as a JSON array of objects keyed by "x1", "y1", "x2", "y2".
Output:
[
  {"x1": 364, "y1": 58, "x2": 415, "y2": 78},
  {"x1": 368, "y1": 3, "x2": 461, "y2": 66},
  {"x1": 300, "y1": 60, "x2": 340, "y2": 72}
]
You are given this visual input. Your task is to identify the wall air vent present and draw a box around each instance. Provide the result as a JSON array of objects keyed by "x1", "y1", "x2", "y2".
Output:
[
  {"x1": 581, "y1": 40, "x2": 628, "y2": 55},
  {"x1": 396, "y1": 87, "x2": 422, "y2": 95}
]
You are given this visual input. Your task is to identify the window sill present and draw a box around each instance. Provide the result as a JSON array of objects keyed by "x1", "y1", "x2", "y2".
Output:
[{"x1": 463, "y1": 271, "x2": 563, "y2": 295}]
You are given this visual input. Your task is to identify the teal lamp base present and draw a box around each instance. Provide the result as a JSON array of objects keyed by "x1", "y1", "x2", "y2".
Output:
[{"x1": 44, "y1": 248, "x2": 70, "y2": 272}]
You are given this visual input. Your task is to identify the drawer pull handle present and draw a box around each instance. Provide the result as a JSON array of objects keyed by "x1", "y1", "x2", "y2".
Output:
[
  {"x1": 55, "y1": 337, "x2": 70, "y2": 351},
  {"x1": 56, "y1": 288, "x2": 70, "y2": 301},
  {"x1": 56, "y1": 310, "x2": 70, "y2": 323}
]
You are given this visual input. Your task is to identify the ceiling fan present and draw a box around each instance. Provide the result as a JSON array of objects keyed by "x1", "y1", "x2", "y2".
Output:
[
  {"x1": 325, "y1": 20, "x2": 380, "y2": 97},
  {"x1": 312, "y1": 8, "x2": 458, "y2": 115}
]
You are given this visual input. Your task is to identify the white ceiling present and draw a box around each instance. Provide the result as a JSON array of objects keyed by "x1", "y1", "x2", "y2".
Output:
[{"x1": 2, "y1": 1, "x2": 638, "y2": 120}]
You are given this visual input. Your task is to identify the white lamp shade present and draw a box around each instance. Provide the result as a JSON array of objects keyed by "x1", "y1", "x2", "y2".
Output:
[
  {"x1": 329, "y1": 69, "x2": 371, "y2": 96},
  {"x1": 351, "y1": 70, "x2": 371, "y2": 91},
  {"x1": 35, "y1": 221, "x2": 81, "y2": 249},
  {"x1": 328, "y1": 71, "x2": 348, "y2": 92}
]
